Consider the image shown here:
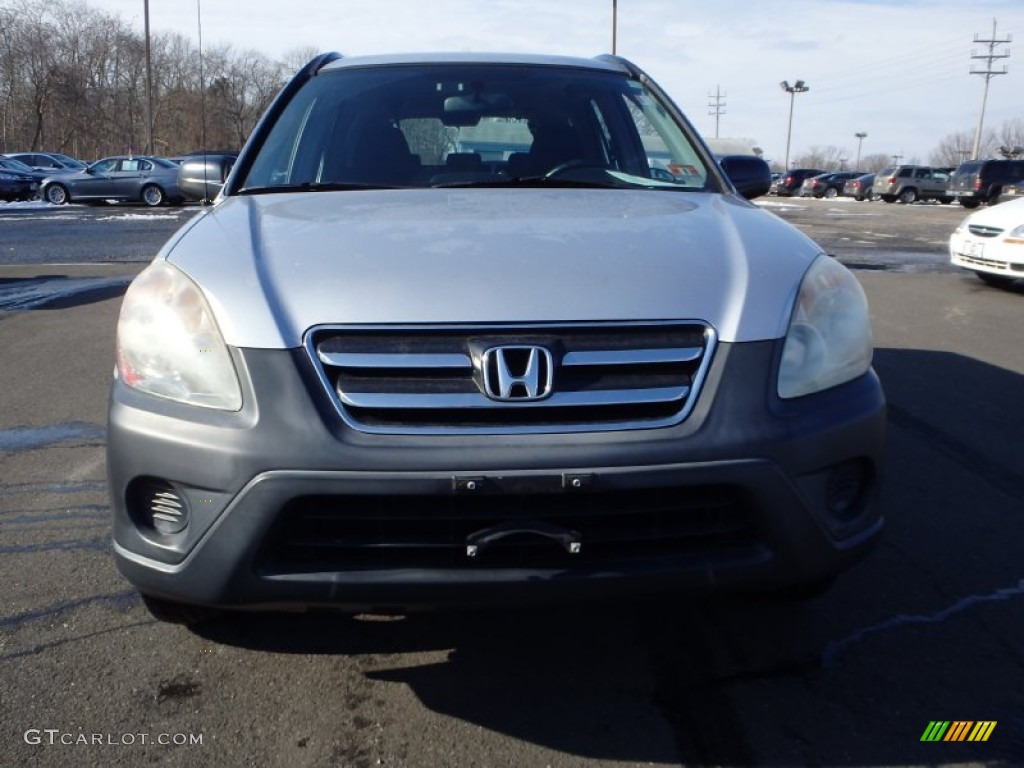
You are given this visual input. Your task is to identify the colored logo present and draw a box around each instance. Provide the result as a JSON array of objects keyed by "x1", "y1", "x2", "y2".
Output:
[{"x1": 921, "y1": 721, "x2": 996, "y2": 742}]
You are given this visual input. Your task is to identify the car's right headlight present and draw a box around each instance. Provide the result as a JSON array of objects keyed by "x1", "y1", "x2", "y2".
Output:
[
  {"x1": 777, "y1": 255, "x2": 873, "y2": 399},
  {"x1": 115, "y1": 260, "x2": 242, "y2": 410}
]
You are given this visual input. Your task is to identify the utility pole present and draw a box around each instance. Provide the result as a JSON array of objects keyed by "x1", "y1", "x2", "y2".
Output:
[
  {"x1": 144, "y1": 0, "x2": 153, "y2": 155},
  {"x1": 969, "y1": 19, "x2": 1011, "y2": 160},
  {"x1": 708, "y1": 86, "x2": 726, "y2": 139}
]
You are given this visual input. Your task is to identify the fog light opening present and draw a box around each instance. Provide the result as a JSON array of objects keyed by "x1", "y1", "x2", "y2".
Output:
[
  {"x1": 129, "y1": 477, "x2": 190, "y2": 535},
  {"x1": 824, "y1": 460, "x2": 869, "y2": 522}
]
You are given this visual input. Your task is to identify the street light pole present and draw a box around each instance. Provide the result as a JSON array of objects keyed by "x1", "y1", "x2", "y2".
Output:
[
  {"x1": 854, "y1": 132, "x2": 867, "y2": 169},
  {"x1": 612, "y1": 0, "x2": 617, "y2": 54},
  {"x1": 780, "y1": 79, "x2": 808, "y2": 170}
]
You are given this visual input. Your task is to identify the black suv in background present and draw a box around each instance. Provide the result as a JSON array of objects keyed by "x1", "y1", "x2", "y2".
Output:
[
  {"x1": 949, "y1": 159, "x2": 1024, "y2": 208},
  {"x1": 773, "y1": 168, "x2": 826, "y2": 196}
]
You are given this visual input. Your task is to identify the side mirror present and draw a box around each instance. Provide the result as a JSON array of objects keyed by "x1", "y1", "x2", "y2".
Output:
[{"x1": 718, "y1": 155, "x2": 772, "y2": 199}]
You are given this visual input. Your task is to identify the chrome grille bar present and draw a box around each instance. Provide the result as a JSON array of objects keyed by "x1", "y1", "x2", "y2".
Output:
[
  {"x1": 338, "y1": 386, "x2": 690, "y2": 409},
  {"x1": 306, "y1": 321, "x2": 716, "y2": 434}
]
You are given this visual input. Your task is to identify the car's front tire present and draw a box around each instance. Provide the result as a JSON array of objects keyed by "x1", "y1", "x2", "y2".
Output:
[
  {"x1": 45, "y1": 183, "x2": 69, "y2": 205},
  {"x1": 141, "y1": 184, "x2": 165, "y2": 207}
]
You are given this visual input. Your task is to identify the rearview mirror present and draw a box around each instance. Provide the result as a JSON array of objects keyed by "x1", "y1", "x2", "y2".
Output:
[{"x1": 441, "y1": 92, "x2": 512, "y2": 127}]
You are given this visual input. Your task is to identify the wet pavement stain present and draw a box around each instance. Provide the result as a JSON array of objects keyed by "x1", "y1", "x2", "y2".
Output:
[
  {"x1": 0, "y1": 480, "x2": 107, "y2": 497},
  {"x1": 0, "y1": 275, "x2": 131, "y2": 311},
  {"x1": 0, "y1": 422, "x2": 106, "y2": 453},
  {"x1": 0, "y1": 536, "x2": 107, "y2": 555},
  {"x1": 156, "y1": 676, "x2": 202, "y2": 703}
]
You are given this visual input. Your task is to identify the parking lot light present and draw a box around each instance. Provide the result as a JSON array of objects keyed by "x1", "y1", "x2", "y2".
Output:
[{"x1": 781, "y1": 80, "x2": 809, "y2": 170}]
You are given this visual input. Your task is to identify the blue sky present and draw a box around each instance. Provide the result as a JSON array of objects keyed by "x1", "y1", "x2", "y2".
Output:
[{"x1": 87, "y1": 0, "x2": 1023, "y2": 165}]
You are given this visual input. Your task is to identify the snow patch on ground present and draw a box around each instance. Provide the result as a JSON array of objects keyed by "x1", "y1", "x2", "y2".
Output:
[
  {"x1": 0, "y1": 199, "x2": 55, "y2": 210},
  {"x1": 96, "y1": 212, "x2": 185, "y2": 221}
]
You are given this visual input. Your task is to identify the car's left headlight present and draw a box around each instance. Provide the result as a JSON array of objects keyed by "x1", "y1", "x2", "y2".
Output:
[
  {"x1": 115, "y1": 260, "x2": 242, "y2": 410},
  {"x1": 778, "y1": 255, "x2": 873, "y2": 399}
]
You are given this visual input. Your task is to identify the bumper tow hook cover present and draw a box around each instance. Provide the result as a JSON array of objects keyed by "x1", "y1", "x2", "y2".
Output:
[{"x1": 465, "y1": 521, "x2": 583, "y2": 557}]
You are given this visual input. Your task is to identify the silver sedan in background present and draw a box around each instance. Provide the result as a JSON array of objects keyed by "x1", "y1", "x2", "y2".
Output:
[{"x1": 41, "y1": 155, "x2": 183, "y2": 206}]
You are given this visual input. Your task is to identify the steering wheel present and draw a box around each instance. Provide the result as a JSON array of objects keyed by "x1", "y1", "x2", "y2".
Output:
[{"x1": 543, "y1": 159, "x2": 608, "y2": 178}]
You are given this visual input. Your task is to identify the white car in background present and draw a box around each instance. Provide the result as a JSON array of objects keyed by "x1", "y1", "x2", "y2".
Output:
[{"x1": 950, "y1": 197, "x2": 1024, "y2": 288}]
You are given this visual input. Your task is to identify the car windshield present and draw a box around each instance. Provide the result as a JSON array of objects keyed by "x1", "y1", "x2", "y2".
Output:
[
  {"x1": 50, "y1": 154, "x2": 85, "y2": 168},
  {"x1": 238, "y1": 63, "x2": 713, "y2": 193}
]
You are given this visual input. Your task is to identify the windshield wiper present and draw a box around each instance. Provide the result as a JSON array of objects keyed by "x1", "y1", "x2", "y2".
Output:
[
  {"x1": 431, "y1": 176, "x2": 619, "y2": 190},
  {"x1": 237, "y1": 181, "x2": 395, "y2": 195}
]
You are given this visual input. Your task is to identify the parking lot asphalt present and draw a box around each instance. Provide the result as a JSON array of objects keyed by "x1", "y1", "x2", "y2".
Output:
[{"x1": 1, "y1": 197, "x2": 1022, "y2": 767}]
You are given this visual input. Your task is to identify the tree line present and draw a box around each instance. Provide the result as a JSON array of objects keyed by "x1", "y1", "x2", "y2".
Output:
[
  {"x1": 0, "y1": 0, "x2": 315, "y2": 160},
  {"x1": 4, "y1": 0, "x2": 1022, "y2": 169},
  {"x1": 781, "y1": 119, "x2": 1024, "y2": 174}
]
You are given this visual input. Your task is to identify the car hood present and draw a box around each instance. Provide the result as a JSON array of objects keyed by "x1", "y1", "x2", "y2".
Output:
[
  {"x1": 960, "y1": 196, "x2": 1024, "y2": 228},
  {"x1": 162, "y1": 189, "x2": 821, "y2": 348}
]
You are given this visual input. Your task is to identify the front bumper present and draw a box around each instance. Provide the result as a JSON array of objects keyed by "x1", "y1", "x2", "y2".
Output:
[{"x1": 108, "y1": 340, "x2": 887, "y2": 611}]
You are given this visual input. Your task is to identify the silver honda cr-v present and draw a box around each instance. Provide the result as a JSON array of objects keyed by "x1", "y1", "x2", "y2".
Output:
[{"x1": 108, "y1": 52, "x2": 885, "y2": 623}]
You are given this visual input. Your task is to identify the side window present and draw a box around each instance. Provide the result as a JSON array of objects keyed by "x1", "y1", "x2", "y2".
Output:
[
  {"x1": 899, "y1": 168, "x2": 913, "y2": 178},
  {"x1": 914, "y1": 169, "x2": 929, "y2": 179},
  {"x1": 138, "y1": 160, "x2": 152, "y2": 171},
  {"x1": 121, "y1": 160, "x2": 139, "y2": 172},
  {"x1": 92, "y1": 159, "x2": 117, "y2": 173}
]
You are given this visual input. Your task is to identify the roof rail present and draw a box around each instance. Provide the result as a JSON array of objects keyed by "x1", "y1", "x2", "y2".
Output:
[{"x1": 594, "y1": 54, "x2": 638, "y2": 77}]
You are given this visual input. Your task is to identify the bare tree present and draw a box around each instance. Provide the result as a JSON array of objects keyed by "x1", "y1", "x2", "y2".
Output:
[
  {"x1": 792, "y1": 145, "x2": 846, "y2": 170},
  {"x1": 930, "y1": 128, "x2": 987, "y2": 166},
  {"x1": 0, "y1": 0, "x2": 302, "y2": 158},
  {"x1": 281, "y1": 45, "x2": 323, "y2": 75},
  {"x1": 858, "y1": 153, "x2": 892, "y2": 173}
]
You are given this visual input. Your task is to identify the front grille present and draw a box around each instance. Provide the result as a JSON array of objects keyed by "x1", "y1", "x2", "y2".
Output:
[
  {"x1": 957, "y1": 253, "x2": 1022, "y2": 271},
  {"x1": 306, "y1": 322, "x2": 715, "y2": 434},
  {"x1": 257, "y1": 485, "x2": 757, "y2": 573},
  {"x1": 968, "y1": 224, "x2": 1004, "y2": 238}
]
